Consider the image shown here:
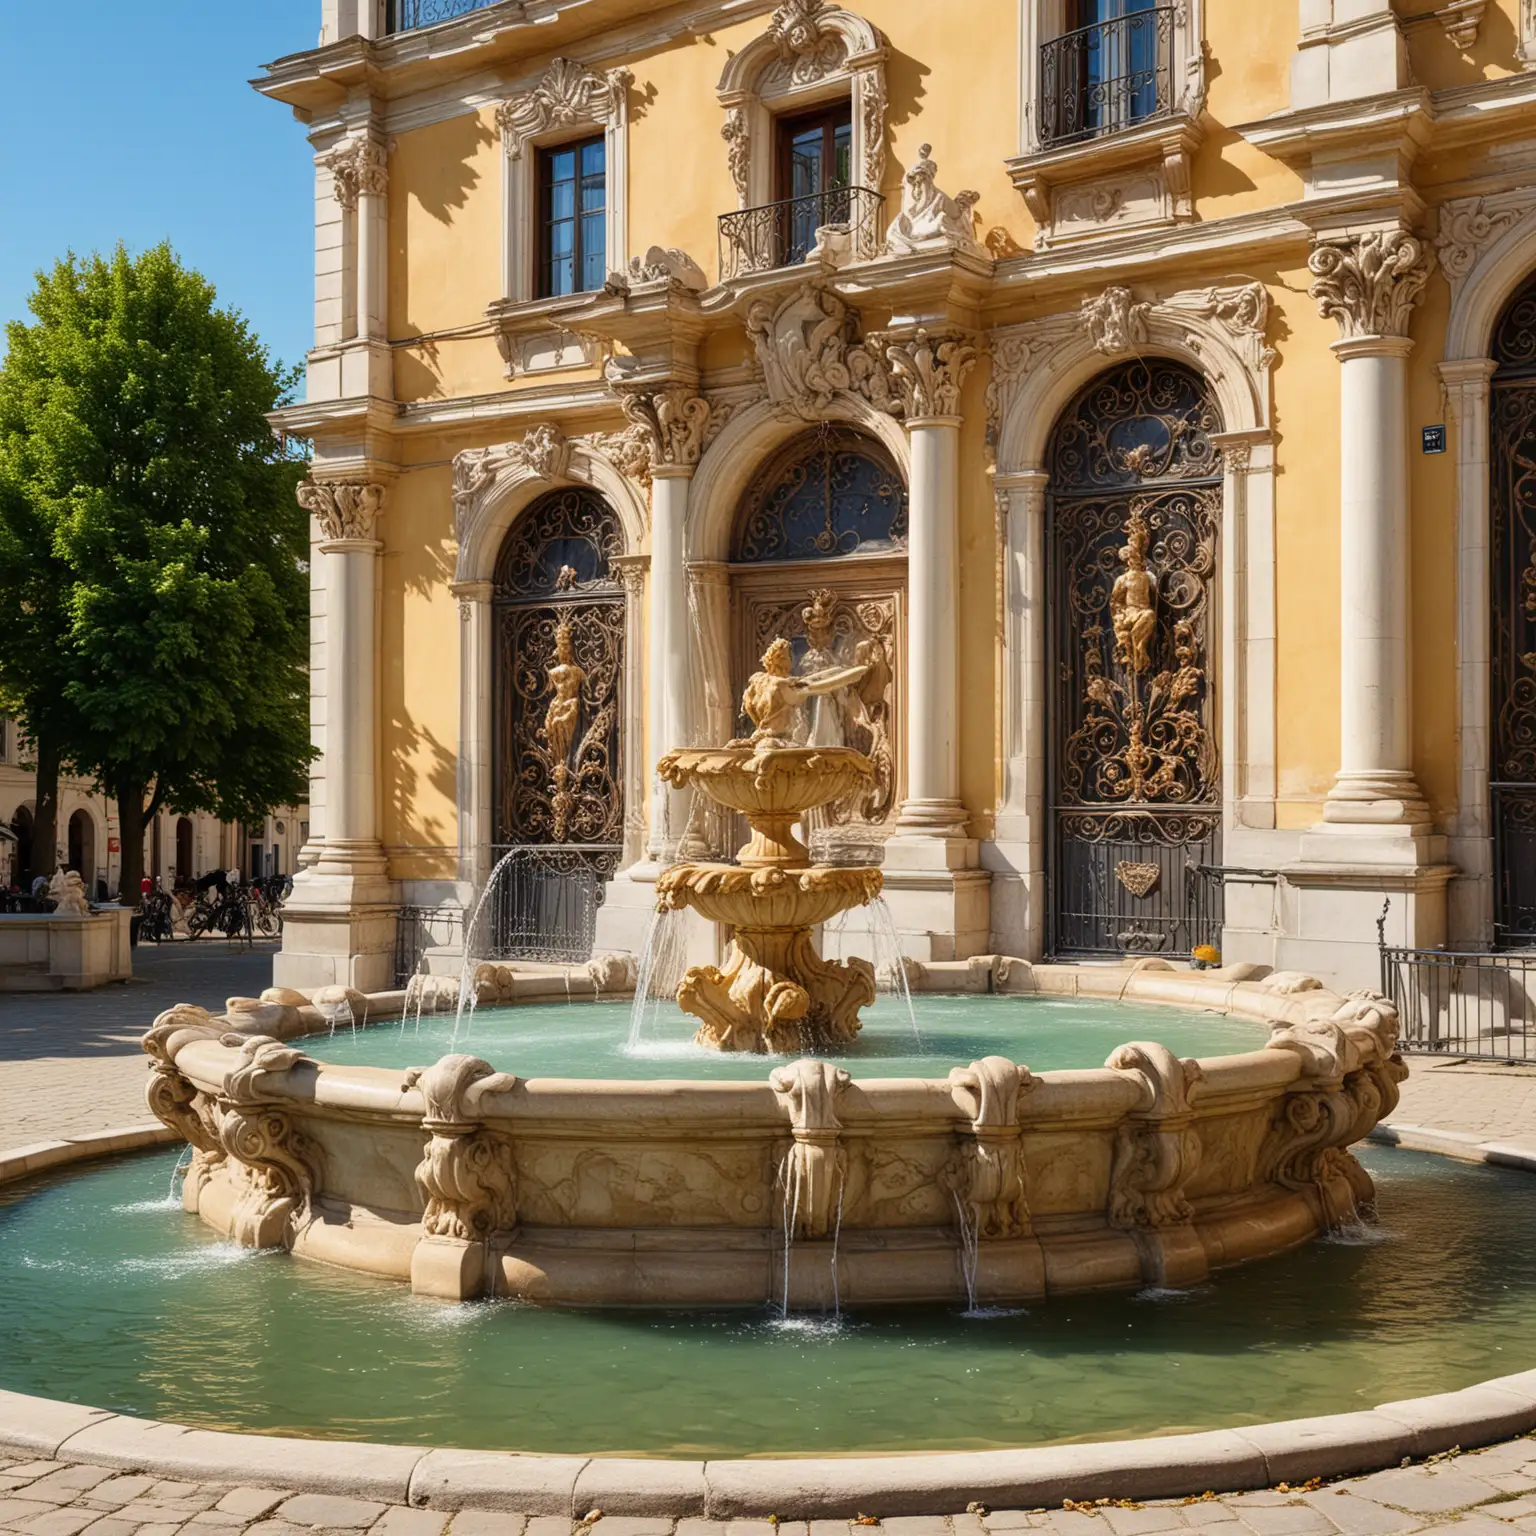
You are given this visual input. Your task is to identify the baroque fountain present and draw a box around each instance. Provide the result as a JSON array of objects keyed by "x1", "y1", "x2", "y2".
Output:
[{"x1": 134, "y1": 650, "x2": 1409, "y2": 1310}]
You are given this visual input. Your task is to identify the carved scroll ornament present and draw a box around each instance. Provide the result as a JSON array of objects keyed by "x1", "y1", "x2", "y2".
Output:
[
  {"x1": 404, "y1": 1054, "x2": 519, "y2": 1241},
  {"x1": 497, "y1": 58, "x2": 630, "y2": 158},
  {"x1": 322, "y1": 136, "x2": 388, "y2": 210},
  {"x1": 771, "y1": 1057, "x2": 850, "y2": 1239},
  {"x1": 947, "y1": 1055, "x2": 1034, "y2": 1239},
  {"x1": 1105, "y1": 1041, "x2": 1204, "y2": 1230},
  {"x1": 298, "y1": 477, "x2": 387, "y2": 543},
  {"x1": 1308, "y1": 230, "x2": 1434, "y2": 340}
]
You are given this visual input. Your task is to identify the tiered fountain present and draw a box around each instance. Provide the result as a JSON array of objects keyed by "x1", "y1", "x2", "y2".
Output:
[{"x1": 655, "y1": 637, "x2": 884, "y2": 1054}]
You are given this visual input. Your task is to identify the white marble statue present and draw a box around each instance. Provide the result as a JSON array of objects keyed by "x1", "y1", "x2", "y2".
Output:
[{"x1": 47, "y1": 869, "x2": 91, "y2": 917}]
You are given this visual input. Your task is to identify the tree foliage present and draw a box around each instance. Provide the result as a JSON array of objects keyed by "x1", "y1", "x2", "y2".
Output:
[{"x1": 0, "y1": 243, "x2": 312, "y2": 898}]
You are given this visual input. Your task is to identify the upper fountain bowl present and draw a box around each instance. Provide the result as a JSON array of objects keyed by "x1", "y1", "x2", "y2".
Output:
[{"x1": 658, "y1": 743, "x2": 874, "y2": 868}]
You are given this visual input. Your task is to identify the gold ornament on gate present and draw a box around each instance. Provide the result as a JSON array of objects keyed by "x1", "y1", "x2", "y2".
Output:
[{"x1": 541, "y1": 619, "x2": 586, "y2": 842}]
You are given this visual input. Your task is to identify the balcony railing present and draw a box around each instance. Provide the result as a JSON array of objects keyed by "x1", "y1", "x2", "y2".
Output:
[
  {"x1": 385, "y1": 0, "x2": 502, "y2": 33},
  {"x1": 1037, "y1": 7, "x2": 1176, "y2": 151},
  {"x1": 718, "y1": 185, "x2": 884, "y2": 282}
]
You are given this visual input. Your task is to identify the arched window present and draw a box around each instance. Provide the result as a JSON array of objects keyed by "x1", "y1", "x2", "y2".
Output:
[{"x1": 733, "y1": 426, "x2": 907, "y2": 563}]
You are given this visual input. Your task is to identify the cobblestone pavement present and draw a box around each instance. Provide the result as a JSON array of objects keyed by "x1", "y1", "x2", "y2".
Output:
[
  {"x1": 0, "y1": 942, "x2": 278, "y2": 1144},
  {"x1": 1394, "y1": 1059, "x2": 1536, "y2": 1146},
  {"x1": 6, "y1": 1440, "x2": 1536, "y2": 1536}
]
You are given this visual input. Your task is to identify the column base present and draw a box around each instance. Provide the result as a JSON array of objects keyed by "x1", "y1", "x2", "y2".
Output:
[
  {"x1": 1276, "y1": 830, "x2": 1455, "y2": 990},
  {"x1": 1322, "y1": 771, "x2": 1434, "y2": 831},
  {"x1": 980, "y1": 838, "x2": 1045, "y2": 963},
  {"x1": 273, "y1": 844, "x2": 399, "y2": 993},
  {"x1": 893, "y1": 798, "x2": 970, "y2": 839}
]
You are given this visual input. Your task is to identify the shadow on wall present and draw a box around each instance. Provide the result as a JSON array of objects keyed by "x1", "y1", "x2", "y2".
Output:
[{"x1": 385, "y1": 705, "x2": 457, "y2": 872}]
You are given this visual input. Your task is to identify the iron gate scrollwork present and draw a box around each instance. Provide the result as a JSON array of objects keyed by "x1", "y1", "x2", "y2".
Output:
[
  {"x1": 1047, "y1": 359, "x2": 1223, "y2": 958},
  {"x1": 1491, "y1": 275, "x2": 1536, "y2": 946},
  {"x1": 492, "y1": 488, "x2": 625, "y2": 961}
]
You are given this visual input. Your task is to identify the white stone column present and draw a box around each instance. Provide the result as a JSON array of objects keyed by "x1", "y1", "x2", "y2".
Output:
[
  {"x1": 278, "y1": 476, "x2": 397, "y2": 991},
  {"x1": 322, "y1": 134, "x2": 391, "y2": 398},
  {"x1": 1442, "y1": 357, "x2": 1500, "y2": 945},
  {"x1": 613, "y1": 556, "x2": 651, "y2": 869},
  {"x1": 613, "y1": 386, "x2": 712, "y2": 864},
  {"x1": 888, "y1": 331, "x2": 979, "y2": 842},
  {"x1": 451, "y1": 579, "x2": 495, "y2": 894},
  {"x1": 985, "y1": 469, "x2": 1048, "y2": 959},
  {"x1": 1285, "y1": 230, "x2": 1451, "y2": 988},
  {"x1": 1306, "y1": 232, "x2": 1435, "y2": 832}
]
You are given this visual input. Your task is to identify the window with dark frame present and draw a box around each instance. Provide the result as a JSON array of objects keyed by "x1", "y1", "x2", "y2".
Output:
[
  {"x1": 537, "y1": 135, "x2": 606, "y2": 299},
  {"x1": 773, "y1": 102, "x2": 853, "y2": 266},
  {"x1": 1041, "y1": 0, "x2": 1171, "y2": 149}
]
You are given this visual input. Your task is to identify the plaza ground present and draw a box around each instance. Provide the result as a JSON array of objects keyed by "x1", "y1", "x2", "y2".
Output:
[{"x1": 5, "y1": 945, "x2": 1536, "y2": 1530}]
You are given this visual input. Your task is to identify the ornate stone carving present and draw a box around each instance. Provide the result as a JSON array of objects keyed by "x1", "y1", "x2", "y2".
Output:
[
  {"x1": 745, "y1": 280, "x2": 895, "y2": 419},
  {"x1": 856, "y1": 68, "x2": 887, "y2": 199},
  {"x1": 612, "y1": 383, "x2": 712, "y2": 470},
  {"x1": 722, "y1": 108, "x2": 751, "y2": 208},
  {"x1": 1161, "y1": 281, "x2": 1275, "y2": 371},
  {"x1": 884, "y1": 144, "x2": 982, "y2": 257},
  {"x1": 605, "y1": 246, "x2": 709, "y2": 294},
  {"x1": 1082, "y1": 285, "x2": 1151, "y2": 355},
  {"x1": 581, "y1": 423, "x2": 654, "y2": 487},
  {"x1": 984, "y1": 330, "x2": 1047, "y2": 446},
  {"x1": 223, "y1": 1034, "x2": 311, "y2": 1103},
  {"x1": 882, "y1": 329, "x2": 978, "y2": 419},
  {"x1": 450, "y1": 427, "x2": 572, "y2": 537},
  {"x1": 403, "y1": 1055, "x2": 519, "y2": 1241},
  {"x1": 770, "y1": 1058, "x2": 850, "y2": 1238},
  {"x1": 947, "y1": 1056, "x2": 1034, "y2": 1239},
  {"x1": 46, "y1": 868, "x2": 89, "y2": 916},
  {"x1": 142, "y1": 1007, "x2": 225, "y2": 1158},
  {"x1": 1105, "y1": 1041, "x2": 1204, "y2": 1229},
  {"x1": 767, "y1": 0, "x2": 846, "y2": 85},
  {"x1": 1307, "y1": 230, "x2": 1434, "y2": 340},
  {"x1": 497, "y1": 59, "x2": 630, "y2": 158},
  {"x1": 1524, "y1": 0, "x2": 1536, "y2": 65},
  {"x1": 297, "y1": 477, "x2": 386, "y2": 542},
  {"x1": 322, "y1": 136, "x2": 388, "y2": 210},
  {"x1": 1436, "y1": 194, "x2": 1534, "y2": 286},
  {"x1": 1440, "y1": 0, "x2": 1485, "y2": 48},
  {"x1": 216, "y1": 1104, "x2": 323, "y2": 1250}
]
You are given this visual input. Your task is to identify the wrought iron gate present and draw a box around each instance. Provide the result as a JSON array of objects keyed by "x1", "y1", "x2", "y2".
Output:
[
  {"x1": 492, "y1": 488, "x2": 625, "y2": 961},
  {"x1": 1046, "y1": 359, "x2": 1223, "y2": 958},
  {"x1": 1491, "y1": 277, "x2": 1536, "y2": 946}
]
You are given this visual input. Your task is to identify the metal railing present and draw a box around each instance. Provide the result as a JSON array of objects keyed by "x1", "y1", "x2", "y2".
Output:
[
  {"x1": 481, "y1": 844, "x2": 621, "y2": 964},
  {"x1": 394, "y1": 905, "x2": 464, "y2": 988},
  {"x1": 1037, "y1": 7, "x2": 1176, "y2": 150},
  {"x1": 386, "y1": 0, "x2": 502, "y2": 33},
  {"x1": 719, "y1": 186, "x2": 883, "y2": 281},
  {"x1": 1381, "y1": 917, "x2": 1536, "y2": 1061}
]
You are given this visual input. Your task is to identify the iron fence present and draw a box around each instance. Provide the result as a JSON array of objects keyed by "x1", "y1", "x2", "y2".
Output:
[
  {"x1": 1380, "y1": 924, "x2": 1536, "y2": 1061},
  {"x1": 394, "y1": 905, "x2": 464, "y2": 988},
  {"x1": 479, "y1": 844, "x2": 621, "y2": 964},
  {"x1": 718, "y1": 186, "x2": 883, "y2": 281},
  {"x1": 386, "y1": 0, "x2": 502, "y2": 33},
  {"x1": 1037, "y1": 7, "x2": 1176, "y2": 150}
]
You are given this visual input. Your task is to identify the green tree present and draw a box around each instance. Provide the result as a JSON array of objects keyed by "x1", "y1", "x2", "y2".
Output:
[{"x1": 0, "y1": 243, "x2": 312, "y2": 905}]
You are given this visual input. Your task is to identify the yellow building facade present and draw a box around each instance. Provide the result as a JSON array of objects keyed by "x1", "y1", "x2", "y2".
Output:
[{"x1": 262, "y1": 0, "x2": 1536, "y2": 992}]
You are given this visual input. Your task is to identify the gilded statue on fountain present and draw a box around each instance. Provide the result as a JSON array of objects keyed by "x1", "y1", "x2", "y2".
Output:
[{"x1": 654, "y1": 639, "x2": 886, "y2": 1054}]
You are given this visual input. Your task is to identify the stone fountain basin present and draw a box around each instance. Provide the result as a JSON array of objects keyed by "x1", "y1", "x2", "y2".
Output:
[
  {"x1": 656, "y1": 864, "x2": 883, "y2": 928},
  {"x1": 657, "y1": 744, "x2": 873, "y2": 818},
  {"x1": 145, "y1": 970, "x2": 1406, "y2": 1308}
]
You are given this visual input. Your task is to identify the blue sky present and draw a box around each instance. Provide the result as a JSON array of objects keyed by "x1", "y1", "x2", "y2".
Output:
[{"x1": 0, "y1": 0, "x2": 318, "y2": 378}]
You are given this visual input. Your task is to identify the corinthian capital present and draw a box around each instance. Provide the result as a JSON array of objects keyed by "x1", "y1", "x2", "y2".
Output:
[
  {"x1": 882, "y1": 329, "x2": 979, "y2": 420},
  {"x1": 322, "y1": 137, "x2": 389, "y2": 211},
  {"x1": 1307, "y1": 230, "x2": 1434, "y2": 341},
  {"x1": 297, "y1": 477, "x2": 387, "y2": 542},
  {"x1": 614, "y1": 385, "x2": 712, "y2": 471}
]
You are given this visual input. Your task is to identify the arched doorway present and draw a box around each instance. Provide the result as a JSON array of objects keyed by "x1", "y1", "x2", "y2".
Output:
[
  {"x1": 1045, "y1": 358, "x2": 1222, "y2": 958},
  {"x1": 728, "y1": 425, "x2": 908, "y2": 860},
  {"x1": 176, "y1": 817, "x2": 194, "y2": 883},
  {"x1": 10, "y1": 806, "x2": 33, "y2": 884},
  {"x1": 1490, "y1": 275, "x2": 1536, "y2": 945},
  {"x1": 491, "y1": 486, "x2": 626, "y2": 959},
  {"x1": 67, "y1": 810, "x2": 95, "y2": 886}
]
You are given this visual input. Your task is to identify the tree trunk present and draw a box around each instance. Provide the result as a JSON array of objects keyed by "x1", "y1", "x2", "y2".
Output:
[
  {"x1": 116, "y1": 781, "x2": 147, "y2": 911},
  {"x1": 30, "y1": 734, "x2": 60, "y2": 885}
]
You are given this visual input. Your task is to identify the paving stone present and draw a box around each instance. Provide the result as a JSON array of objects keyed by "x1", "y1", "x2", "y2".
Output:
[
  {"x1": 117, "y1": 1504, "x2": 206, "y2": 1524},
  {"x1": 3, "y1": 1473, "x2": 66, "y2": 1485},
  {"x1": 243, "y1": 1523, "x2": 312, "y2": 1536},
  {"x1": 89, "y1": 1482, "x2": 160, "y2": 1511},
  {"x1": 147, "y1": 1492, "x2": 201, "y2": 1507},
  {"x1": 215, "y1": 1493, "x2": 287, "y2": 1521},
  {"x1": 951, "y1": 1518, "x2": 986, "y2": 1536},
  {"x1": 1348, "y1": 1471, "x2": 1505, "y2": 1517},
  {"x1": 1487, "y1": 1503, "x2": 1536, "y2": 1520},
  {"x1": 1238, "y1": 1507, "x2": 1337, "y2": 1536},
  {"x1": 278, "y1": 1501, "x2": 387, "y2": 1532},
  {"x1": 1297, "y1": 1492, "x2": 1419, "y2": 1536},
  {"x1": 807, "y1": 1522, "x2": 851, "y2": 1536},
  {"x1": 1435, "y1": 1520, "x2": 1536, "y2": 1536},
  {"x1": 984, "y1": 1517, "x2": 1037, "y2": 1533},
  {"x1": 14, "y1": 1512, "x2": 101, "y2": 1536},
  {"x1": 446, "y1": 1516, "x2": 527, "y2": 1536},
  {"x1": 371, "y1": 1512, "x2": 447, "y2": 1536},
  {"x1": 134, "y1": 1525, "x2": 186, "y2": 1536},
  {"x1": 579, "y1": 1523, "x2": 672, "y2": 1536},
  {"x1": 1099, "y1": 1510, "x2": 1185, "y2": 1536},
  {"x1": 26, "y1": 1474, "x2": 118, "y2": 1502},
  {"x1": 876, "y1": 1522, "x2": 949, "y2": 1536},
  {"x1": 75, "y1": 1520, "x2": 139, "y2": 1536},
  {"x1": 183, "y1": 1514, "x2": 257, "y2": 1530},
  {"x1": 1182, "y1": 1508, "x2": 1241, "y2": 1528},
  {"x1": 724, "y1": 1524, "x2": 780, "y2": 1536},
  {"x1": 0, "y1": 1504, "x2": 64, "y2": 1528},
  {"x1": 522, "y1": 1520, "x2": 570, "y2": 1536}
]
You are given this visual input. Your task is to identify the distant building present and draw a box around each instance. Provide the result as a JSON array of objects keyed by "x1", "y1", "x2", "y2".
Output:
[{"x1": 0, "y1": 719, "x2": 307, "y2": 895}]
